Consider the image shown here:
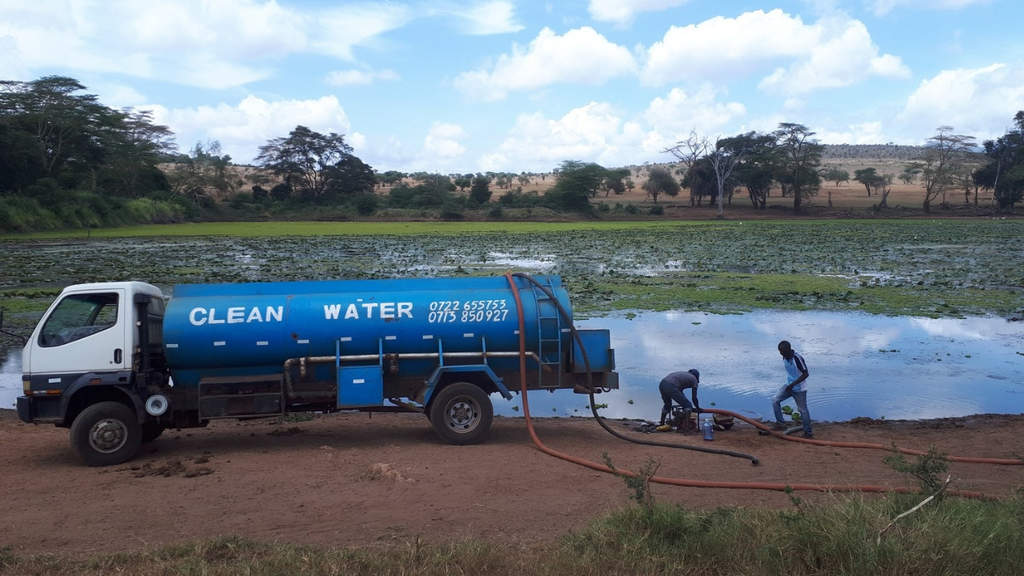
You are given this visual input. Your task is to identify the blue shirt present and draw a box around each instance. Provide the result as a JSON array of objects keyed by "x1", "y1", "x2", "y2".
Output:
[{"x1": 783, "y1": 351, "x2": 809, "y2": 392}]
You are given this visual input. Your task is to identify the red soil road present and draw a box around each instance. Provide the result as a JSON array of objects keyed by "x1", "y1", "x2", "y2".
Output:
[{"x1": 1, "y1": 409, "x2": 1022, "y2": 556}]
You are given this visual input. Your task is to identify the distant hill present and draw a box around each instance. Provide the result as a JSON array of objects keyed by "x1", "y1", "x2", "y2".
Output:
[{"x1": 821, "y1": 144, "x2": 928, "y2": 161}]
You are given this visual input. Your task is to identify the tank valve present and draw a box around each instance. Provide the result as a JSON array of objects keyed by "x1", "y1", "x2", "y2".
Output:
[{"x1": 145, "y1": 394, "x2": 169, "y2": 416}]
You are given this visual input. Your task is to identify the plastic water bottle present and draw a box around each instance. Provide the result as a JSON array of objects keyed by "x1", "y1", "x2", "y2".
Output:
[{"x1": 701, "y1": 414, "x2": 714, "y2": 441}]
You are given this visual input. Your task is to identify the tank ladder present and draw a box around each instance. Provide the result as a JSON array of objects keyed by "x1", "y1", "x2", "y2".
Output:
[{"x1": 530, "y1": 277, "x2": 563, "y2": 389}]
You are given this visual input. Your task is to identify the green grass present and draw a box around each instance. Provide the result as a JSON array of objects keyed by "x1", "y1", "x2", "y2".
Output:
[
  {"x1": 2, "y1": 496, "x2": 1022, "y2": 575},
  {"x1": 580, "y1": 272, "x2": 1024, "y2": 318}
]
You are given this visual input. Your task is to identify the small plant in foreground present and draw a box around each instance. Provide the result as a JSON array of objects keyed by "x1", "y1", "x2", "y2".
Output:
[
  {"x1": 602, "y1": 452, "x2": 660, "y2": 511},
  {"x1": 884, "y1": 446, "x2": 949, "y2": 494}
]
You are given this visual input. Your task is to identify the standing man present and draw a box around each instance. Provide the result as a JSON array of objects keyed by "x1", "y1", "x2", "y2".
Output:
[
  {"x1": 773, "y1": 340, "x2": 813, "y2": 438},
  {"x1": 658, "y1": 369, "x2": 701, "y2": 427}
]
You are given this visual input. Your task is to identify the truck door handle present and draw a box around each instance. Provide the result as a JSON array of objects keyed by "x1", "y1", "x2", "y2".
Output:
[{"x1": 114, "y1": 348, "x2": 122, "y2": 364}]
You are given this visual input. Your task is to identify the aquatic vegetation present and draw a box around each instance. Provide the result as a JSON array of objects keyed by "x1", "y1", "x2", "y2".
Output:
[{"x1": 0, "y1": 220, "x2": 1021, "y2": 330}]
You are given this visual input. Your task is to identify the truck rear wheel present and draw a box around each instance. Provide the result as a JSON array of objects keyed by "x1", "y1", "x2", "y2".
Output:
[
  {"x1": 70, "y1": 401, "x2": 142, "y2": 466},
  {"x1": 429, "y1": 382, "x2": 492, "y2": 445}
]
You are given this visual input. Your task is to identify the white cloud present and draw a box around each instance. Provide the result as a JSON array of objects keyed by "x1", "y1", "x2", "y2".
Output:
[
  {"x1": 144, "y1": 95, "x2": 352, "y2": 164},
  {"x1": 311, "y1": 4, "x2": 412, "y2": 60},
  {"x1": 0, "y1": 34, "x2": 28, "y2": 80},
  {"x1": 641, "y1": 86, "x2": 747, "y2": 151},
  {"x1": 641, "y1": 10, "x2": 908, "y2": 95},
  {"x1": 898, "y1": 63, "x2": 1024, "y2": 141},
  {"x1": 88, "y1": 81, "x2": 148, "y2": 108},
  {"x1": 588, "y1": 0, "x2": 689, "y2": 25},
  {"x1": 454, "y1": 27, "x2": 637, "y2": 100},
  {"x1": 424, "y1": 122, "x2": 467, "y2": 159},
  {"x1": 481, "y1": 102, "x2": 627, "y2": 171},
  {"x1": 758, "y1": 17, "x2": 910, "y2": 94},
  {"x1": 325, "y1": 69, "x2": 400, "y2": 86},
  {"x1": 815, "y1": 121, "x2": 886, "y2": 144},
  {"x1": 450, "y1": 1, "x2": 524, "y2": 35},
  {"x1": 357, "y1": 123, "x2": 471, "y2": 172},
  {"x1": 479, "y1": 87, "x2": 746, "y2": 171},
  {"x1": 869, "y1": 0, "x2": 990, "y2": 17},
  {"x1": 0, "y1": 0, "x2": 409, "y2": 89}
]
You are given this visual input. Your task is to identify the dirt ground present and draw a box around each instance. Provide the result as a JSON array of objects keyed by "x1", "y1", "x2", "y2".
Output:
[{"x1": 1, "y1": 408, "x2": 1022, "y2": 556}]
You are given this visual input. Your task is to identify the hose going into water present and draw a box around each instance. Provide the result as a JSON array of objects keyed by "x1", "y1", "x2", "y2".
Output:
[
  {"x1": 705, "y1": 408, "x2": 1024, "y2": 466},
  {"x1": 504, "y1": 272, "x2": 994, "y2": 499},
  {"x1": 511, "y1": 273, "x2": 759, "y2": 464}
]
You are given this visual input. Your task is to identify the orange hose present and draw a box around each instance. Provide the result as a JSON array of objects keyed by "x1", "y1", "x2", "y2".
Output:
[
  {"x1": 704, "y1": 408, "x2": 1024, "y2": 466},
  {"x1": 504, "y1": 273, "x2": 994, "y2": 499}
]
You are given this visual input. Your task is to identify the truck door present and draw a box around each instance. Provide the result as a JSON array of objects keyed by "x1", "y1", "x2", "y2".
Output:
[{"x1": 28, "y1": 289, "x2": 129, "y2": 379}]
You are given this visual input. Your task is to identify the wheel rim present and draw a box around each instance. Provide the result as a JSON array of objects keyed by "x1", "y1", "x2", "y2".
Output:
[
  {"x1": 89, "y1": 418, "x2": 128, "y2": 454},
  {"x1": 444, "y1": 398, "x2": 480, "y2": 433}
]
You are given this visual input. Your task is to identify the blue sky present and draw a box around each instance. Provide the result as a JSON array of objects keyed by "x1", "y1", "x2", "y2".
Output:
[{"x1": 2, "y1": 0, "x2": 1023, "y2": 173}]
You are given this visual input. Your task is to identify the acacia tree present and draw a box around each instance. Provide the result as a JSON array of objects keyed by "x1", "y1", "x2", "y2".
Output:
[
  {"x1": 899, "y1": 164, "x2": 920, "y2": 185},
  {"x1": 682, "y1": 157, "x2": 716, "y2": 207},
  {"x1": 256, "y1": 125, "x2": 353, "y2": 199},
  {"x1": 976, "y1": 111, "x2": 1024, "y2": 211},
  {"x1": 642, "y1": 166, "x2": 679, "y2": 203},
  {"x1": 326, "y1": 154, "x2": 376, "y2": 198},
  {"x1": 602, "y1": 168, "x2": 629, "y2": 197},
  {"x1": 169, "y1": 140, "x2": 233, "y2": 206},
  {"x1": 773, "y1": 123, "x2": 823, "y2": 211},
  {"x1": 664, "y1": 130, "x2": 709, "y2": 206},
  {"x1": 919, "y1": 126, "x2": 975, "y2": 212},
  {"x1": 730, "y1": 132, "x2": 776, "y2": 209},
  {"x1": 854, "y1": 168, "x2": 880, "y2": 197},
  {"x1": 469, "y1": 175, "x2": 492, "y2": 204},
  {"x1": 707, "y1": 135, "x2": 751, "y2": 216},
  {"x1": 823, "y1": 167, "x2": 850, "y2": 189},
  {"x1": 102, "y1": 108, "x2": 175, "y2": 196},
  {"x1": 852, "y1": 168, "x2": 895, "y2": 208},
  {"x1": 0, "y1": 76, "x2": 174, "y2": 199},
  {"x1": 546, "y1": 160, "x2": 606, "y2": 210}
]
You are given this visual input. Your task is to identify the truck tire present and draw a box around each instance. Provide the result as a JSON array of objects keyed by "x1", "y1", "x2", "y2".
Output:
[
  {"x1": 429, "y1": 382, "x2": 493, "y2": 445},
  {"x1": 141, "y1": 422, "x2": 165, "y2": 443},
  {"x1": 69, "y1": 401, "x2": 142, "y2": 466}
]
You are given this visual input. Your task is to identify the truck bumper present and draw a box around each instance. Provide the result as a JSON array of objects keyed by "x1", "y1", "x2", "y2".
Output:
[
  {"x1": 16, "y1": 395, "x2": 63, "y2": 424},
  {"x1": 16, "y1": 396, "x2": 32, "y2": 423}
]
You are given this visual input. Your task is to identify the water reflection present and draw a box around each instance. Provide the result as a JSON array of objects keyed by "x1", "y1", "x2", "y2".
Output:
[
  {"x1": 2, "y1": 310, "x2": 1022, "y2": 422},
  {"x1": 0, "y1": 349, "x2": 20, "y2": 409},
  {"x1": 495, "y1": 310, "x2": 1024, "y2": 422}
]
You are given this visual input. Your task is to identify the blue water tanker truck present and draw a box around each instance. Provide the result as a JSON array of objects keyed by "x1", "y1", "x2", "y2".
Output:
[{"x1": 16, "y1": 275, "x2": 617, "y2": 465}]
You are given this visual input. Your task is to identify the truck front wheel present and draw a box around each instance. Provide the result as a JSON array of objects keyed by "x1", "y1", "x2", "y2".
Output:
[
  {"x1": 69, "y1": 401, "x2": 142, "y2": 466},
  {"x1": 429, "y1": 382, "x2": 493, "y2": 445}
]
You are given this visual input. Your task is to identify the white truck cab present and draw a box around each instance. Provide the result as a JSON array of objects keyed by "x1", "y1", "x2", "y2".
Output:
[{"x1": 19, "y1": 282, "x2": 168, "y2": 465}]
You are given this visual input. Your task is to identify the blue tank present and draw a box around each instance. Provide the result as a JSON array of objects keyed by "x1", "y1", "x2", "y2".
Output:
[{"x1": 162, "y1": 275, "x2": 571, "y2": 392}]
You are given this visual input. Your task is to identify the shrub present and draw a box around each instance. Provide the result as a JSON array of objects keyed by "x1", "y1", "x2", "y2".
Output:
[
  {"x1": 270, "y1": 183, "x2": 291, "y2": 201},
  {"x1": 649, "y1": 205, "x2": 664, "y2": 215},
  {"x1": 352, "y1": 193, "x2": 378, "y2": 215}
]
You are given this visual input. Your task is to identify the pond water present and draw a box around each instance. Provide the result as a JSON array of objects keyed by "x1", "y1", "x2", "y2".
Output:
[{"x1": 3, "y1": 310, "x2": 1022, "y2": 422}]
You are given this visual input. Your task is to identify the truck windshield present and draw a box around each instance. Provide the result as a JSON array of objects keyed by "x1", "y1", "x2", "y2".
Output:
[{"x1": 40, "y1": 293, "x2": 119, "y2": 347}]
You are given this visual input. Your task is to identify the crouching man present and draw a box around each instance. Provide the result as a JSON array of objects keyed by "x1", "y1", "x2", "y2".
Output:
[{"x1": 658, "y1": 369, "x2": 701, "y2": 427}]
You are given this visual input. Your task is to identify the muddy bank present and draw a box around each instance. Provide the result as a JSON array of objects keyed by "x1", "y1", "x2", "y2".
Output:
[{"x1": 1, "y1": 409, "x2": 1022, "y2": 556}]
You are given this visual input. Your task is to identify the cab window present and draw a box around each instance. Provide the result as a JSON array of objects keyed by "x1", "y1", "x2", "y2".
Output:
[{"x1": 40, "y1": 293, "x2": 119, "y2": 347}]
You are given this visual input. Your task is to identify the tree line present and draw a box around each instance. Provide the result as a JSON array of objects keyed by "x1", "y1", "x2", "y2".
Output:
[{"x1": 2, "y1": 75, "x2": 1020, "y2": 232}]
